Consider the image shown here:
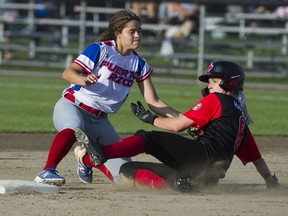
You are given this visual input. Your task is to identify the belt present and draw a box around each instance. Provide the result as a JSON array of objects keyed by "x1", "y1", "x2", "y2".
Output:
[{"x1": 64, "y1": 93, "x2": 106, "y2": 116}]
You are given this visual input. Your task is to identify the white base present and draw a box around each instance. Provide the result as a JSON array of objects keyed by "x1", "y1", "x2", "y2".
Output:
[{"x1": 0, "y1": 180, "x2": 59, "y2": 194}]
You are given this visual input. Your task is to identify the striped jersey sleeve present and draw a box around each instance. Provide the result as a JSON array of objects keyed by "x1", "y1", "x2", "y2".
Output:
[{"x1": 73, "y1": 43, "x2": 101, "y2": 73}]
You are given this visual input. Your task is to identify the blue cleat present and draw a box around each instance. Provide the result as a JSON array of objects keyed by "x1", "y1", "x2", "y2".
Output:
[
  {"x1": 34, "y1": 168, "x2": 65, "y2": 186},
  {"x1": 74, "y1": 146, "x2": 93, "y2": 184}
]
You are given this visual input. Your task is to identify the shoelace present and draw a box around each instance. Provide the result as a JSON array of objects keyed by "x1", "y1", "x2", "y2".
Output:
[{"x1": 94, "y1": 135, "x2": 104, "y2": 147}]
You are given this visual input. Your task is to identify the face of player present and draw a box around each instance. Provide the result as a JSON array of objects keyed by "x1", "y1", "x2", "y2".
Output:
[
  {"x1": 115, "y1": 20, "x2": 142, "y2": 56},
  {"x1": 208, "y1": 78, "x2": 228, "y2": 94}
]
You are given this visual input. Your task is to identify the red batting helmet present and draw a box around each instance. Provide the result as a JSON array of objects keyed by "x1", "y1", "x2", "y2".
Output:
[{"x1": 198, "y1": 60, "x2": 245, "y2": 91}]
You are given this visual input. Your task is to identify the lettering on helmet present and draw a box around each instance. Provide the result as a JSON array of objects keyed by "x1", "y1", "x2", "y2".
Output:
[
  {"x1": 208, "y1": 63, "x2": 214, "y2": 72},
  {"x1": 226, "y1": 76, "x2": 243, "y2": 89}
]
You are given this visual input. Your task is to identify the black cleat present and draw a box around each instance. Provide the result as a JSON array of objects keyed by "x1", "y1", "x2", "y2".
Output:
[
  {"x1": 74, "y1": 128, "x2": 106, "y2": 166},
  {"x1": 172, "y1": 177, "x2": 199, "y2": 193}
]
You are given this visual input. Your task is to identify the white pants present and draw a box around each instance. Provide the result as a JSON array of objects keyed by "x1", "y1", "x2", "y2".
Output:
[{"x1": 53, "y1": 97, "x2": 131, "y2": 183}]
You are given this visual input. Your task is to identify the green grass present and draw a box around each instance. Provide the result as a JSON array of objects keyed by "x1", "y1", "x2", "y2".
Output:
[{"x1": 0, "y1": 75, "x2": 287, "y2": 136}]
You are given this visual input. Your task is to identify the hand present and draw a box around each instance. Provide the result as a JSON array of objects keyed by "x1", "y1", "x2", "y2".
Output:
[
  {"x1": 187, "y1": 127, "x2": 200, "y2": 140},
  {"x1": 265, "y1": 174, "x2": 280, "y2": 189},
  {"x1": 130, "y1": 101, "x2": 158, "y2": 125},
  {"x1": 84, "y1": 74, "x2": 101, "y2": 85}
]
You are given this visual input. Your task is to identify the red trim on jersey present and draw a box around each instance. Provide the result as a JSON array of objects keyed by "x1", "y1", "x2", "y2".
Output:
[
  {"x1": 64, "y1": 92, "x2": 106, "y2": 116},
  {"x1": 136, "y1": 68, "x2": 153, "y2": 82},
  {"x1": 183, "y1": 94, "x2": 222, "y2": 128},
  {"x1": 235, "y1": 130, "x2": 261, "y2": 165},
  {"x1": 67, "y1": 89, "x2": 75, "y2": 94},
  {"x1": 103, "y1": 41, "x2": 113, "y2": 46},
  {"x1": 73, "y1": 60, "x2": 92, "y2": 73},
  {"x1": 64, "y1": 90, "x2": 75, "y2": 103}
]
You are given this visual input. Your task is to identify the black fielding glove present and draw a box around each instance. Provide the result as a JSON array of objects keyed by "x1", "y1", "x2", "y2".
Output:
[{"x1": 130, "y1": 101, "x2": 158, "y2": 125}]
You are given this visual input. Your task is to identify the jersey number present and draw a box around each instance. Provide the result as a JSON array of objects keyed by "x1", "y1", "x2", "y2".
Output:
[{"x1": 234, "y1": 116, "x2": 246, "y2": 152}]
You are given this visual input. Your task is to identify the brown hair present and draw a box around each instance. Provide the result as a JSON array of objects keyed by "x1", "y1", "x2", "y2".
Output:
[{"x1": 96, "y1": 10, "x2": 141, "y2": 42}]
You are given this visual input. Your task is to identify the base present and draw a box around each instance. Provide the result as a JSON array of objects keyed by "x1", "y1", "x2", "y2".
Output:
[{"x1": 0, "y1": 180, "x2": 59, "y2": 194}]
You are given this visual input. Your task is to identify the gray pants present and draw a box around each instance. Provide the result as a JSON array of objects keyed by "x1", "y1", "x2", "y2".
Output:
[{"x1": 53, "y1": 97, "x2": 131, "y2": 183}]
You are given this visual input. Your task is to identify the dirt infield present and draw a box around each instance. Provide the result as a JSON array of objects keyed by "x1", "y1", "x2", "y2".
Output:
[{"x1": 0, "y1": 134, "x2": 287, "y2": 216}]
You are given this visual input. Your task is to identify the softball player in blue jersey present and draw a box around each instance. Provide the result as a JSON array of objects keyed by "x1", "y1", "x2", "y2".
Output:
[{"x1": 34, "y1": 10, "x2": 180, "y2": 186}]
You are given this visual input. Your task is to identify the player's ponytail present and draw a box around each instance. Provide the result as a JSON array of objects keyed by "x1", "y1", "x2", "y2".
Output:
[
  {"x1": 96, "y1": 31, "x2": 113, "y2": 42},
  {"x1": 95, "y1": 10, "x2": 141, "y2": 42},
  {"x1": 237, "y1": 90, "x2": 253, "y2": 125}
]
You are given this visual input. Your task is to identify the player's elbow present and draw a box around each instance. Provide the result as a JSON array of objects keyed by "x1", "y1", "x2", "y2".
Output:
[
  {"x1": 62, "y1": 70, "x2": 68, "y2": 81},
  {"x1": 170, "y1": 124, "x2": 186, "y2": 132},
  {"x1": 171, "y1": 117, "x2": 191, "y2": 132}
]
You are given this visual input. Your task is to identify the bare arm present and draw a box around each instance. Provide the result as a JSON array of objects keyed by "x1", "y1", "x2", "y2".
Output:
[
  {"x1": 252, "y1": 157, "x2": 280, "y2": 188},
  {"x1": 153, "y1": 114, "x2": 195, "y2": 132},
  {"x1": 137, "y1": 77, "x2": 180, "y2": 117},
  {"x1": 252, "y1": 157, "x2": 271, "y2": 179},
  {"x1": 62, "y1": 63, "x2": 100, "y2": 86}
]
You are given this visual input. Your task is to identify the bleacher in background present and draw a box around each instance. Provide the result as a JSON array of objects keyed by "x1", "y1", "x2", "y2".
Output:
[{"x1": 0, "y1": 0, "x2": 287, "y2": 88}]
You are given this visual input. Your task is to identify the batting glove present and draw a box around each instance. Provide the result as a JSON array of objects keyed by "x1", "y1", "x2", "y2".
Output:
[
  {"x1": 130, "y1": 101, "x2": 158, "y2": 125},
  {"x1": 187, "y1": 127, "x2": 200, "y2": 140}
]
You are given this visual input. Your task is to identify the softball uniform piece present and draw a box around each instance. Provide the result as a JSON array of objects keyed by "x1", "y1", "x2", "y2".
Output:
[{"x1": 63, "y1": 40, "x2": 153, "y2": 114}]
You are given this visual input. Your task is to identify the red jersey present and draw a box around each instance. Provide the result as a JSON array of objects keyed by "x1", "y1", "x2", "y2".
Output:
[{"x1": 184, "y1": 93, "x2": 248, "y2": 162}]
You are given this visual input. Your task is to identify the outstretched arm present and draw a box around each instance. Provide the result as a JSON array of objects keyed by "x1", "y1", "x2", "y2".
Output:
[
  {"x1": 137, "y1": 77, "x2": 181, "y2": 118},
  {"x1": 131, "y1": 101, "x2": 195, "y2": 132},
  {"x1": 252, "y1": 157, "x2": 279, "y2": 188},
  {"x1": 62, "y1": 63, "x2": 100, "y2": 86},
  {"x1": 153, "y1": 114, "x2": 194, "y2": 132}
]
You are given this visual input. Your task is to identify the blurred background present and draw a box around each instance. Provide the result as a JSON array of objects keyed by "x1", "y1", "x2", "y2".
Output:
[
  {"x1": 0, "y1": 0, "x2": 288, "y2": 135},
  {"x1": 0, "y1": 0, "x2": 287, "y2": 89}
]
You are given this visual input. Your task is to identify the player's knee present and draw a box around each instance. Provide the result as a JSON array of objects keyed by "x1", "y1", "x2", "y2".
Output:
[
  {"x1": 119, "y1": 162, "x2": 139, "y2": 178},
  {"x1": 134, "y1": 129, "x2": 149, "y2": 139}
]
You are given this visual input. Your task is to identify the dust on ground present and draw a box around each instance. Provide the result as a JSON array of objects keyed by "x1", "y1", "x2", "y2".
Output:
[{"x1": 0, "y1": 134, "x2": 287, "y2": 216}]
